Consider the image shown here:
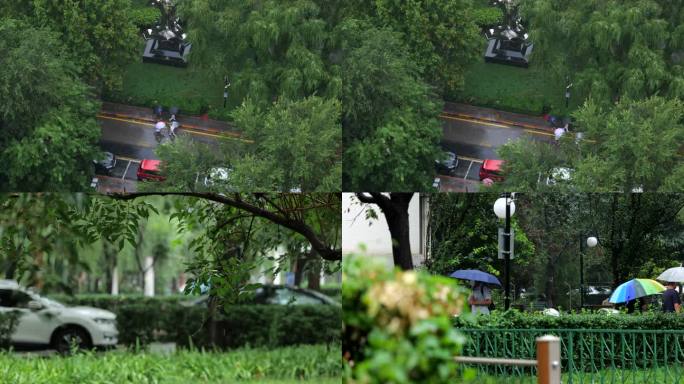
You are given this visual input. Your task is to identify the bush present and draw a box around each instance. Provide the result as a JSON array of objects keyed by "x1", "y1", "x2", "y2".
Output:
[
  {"x1": 0, "y1": 312, "x2": 19, "y2": 348},
  {"x1": 219, "y1": 305, "x2": 341, "y2": 348},
  {"x1": 453, "y1": 309, "x2": 684, "y2": 330},
  {"x1": 454, "y1": 310, "x2": 684, "y2": 372},
  {"x1": 343, "y1": 255, "x2": 469, "y2": 384},
  {"x1": 129, "y1": 7, "x2": 159, "y2": 29},
  {"x1": 472, "y1": 7, "x2": 504, "y2": 27},
  {"x1": 48, "y1": 295, "x2": 339, "y2": 349},
  {"x1": 0, "y1": 344, "x2": 341, "y2": 383}
]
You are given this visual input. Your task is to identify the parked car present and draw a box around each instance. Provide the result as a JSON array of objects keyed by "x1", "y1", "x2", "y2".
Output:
[
  {"x1": 137, "y1": 159, "x2": 166, "y2": 182},
  {"x1": 435, "y1": 151, "x2": 458, "y2": 175},
  {"x1": 93, "y1": 152, "x2": 117, "y2": 176},
  {"x1": 0, "y1": 280, "x2": 118, "y2": 353},
  {"x1": 184, "y1": 284, "x2": 340, "y2": 308},
  {"x1": 479, "y1": 159, "x2": 505, "y2": 182}
]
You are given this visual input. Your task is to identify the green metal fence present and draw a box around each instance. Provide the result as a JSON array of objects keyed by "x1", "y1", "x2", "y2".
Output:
[{"x1": 459, "y1": 328, "x2": 684, "y2": 383}]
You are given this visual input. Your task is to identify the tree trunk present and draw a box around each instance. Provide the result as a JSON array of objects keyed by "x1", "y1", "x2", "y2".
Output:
[
  {"x1": 143, "y1": 256, "x2": 155, "y2": 297},
  {"x1": 307, "y1": 261, "x2": 321, "y2": 291},
  {"x1": 293, "y1": 254, "x2": 307, "y2": 287},
  {"x1": 111, "y1": 266, "x2": 119, "y2": 295},
  {"x1": 386, "y1": 208, "x2": 413, "y2": 270}
]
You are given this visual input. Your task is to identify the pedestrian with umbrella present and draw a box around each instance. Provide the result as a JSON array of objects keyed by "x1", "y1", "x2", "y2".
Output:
[
  {"x1": 661, "y1": 282, "x2": 681, "y2": 313},
  {"x1": 609, "y1": 278, "x2": 666, "y2": 313},
  {"x1": 656, "y1": 267, "x2": 684, "y2": 314},
  {"x1": 450, "y1": 270, "x2": 501, "y2": 315}
]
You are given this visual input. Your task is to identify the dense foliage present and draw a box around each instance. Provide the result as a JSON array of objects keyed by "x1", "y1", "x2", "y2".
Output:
[
  {"x1": 454, "y1": 310, "x2": 684, "y2": 330},
  {"x1": 0, "y1": 345, "x2": 341, "y2": 383},
  {"x1": 426, "y1": 193, "x2": 684, "y2": 309},
  {"x1": 343, "y1": 255, "x2": 468, "y2": 383},
  {"x1": 426, "y1": 194, "x2": 535, "y2": 287},
  {"x1": 48, "y1": 295, "x2": 340, "y2": 348},
  {"x1": 0, "y1": 19, "x2": 102, "y2": 190},
  {"x1": 499, "y1": 97, "x2": 684, "y2": 191}
]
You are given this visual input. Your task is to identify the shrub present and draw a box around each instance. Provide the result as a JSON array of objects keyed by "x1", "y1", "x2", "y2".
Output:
[
  {"x1": 453, "y1": 309, "x2": 684, "y2": 330},
  {"x1": 0, "y1": 312, "x2": 19, "y2": 348},
  {"x1": 472, "y1": 7, "x2": 504, "y2": 27},
  {"x1": 343, "y1": 255, "x2": 468, "y2": 383},
  {"x1": 48, "y1": 295, "x2": 339, "y2": 349},
  {"x1": 129, "y1": 7, "x2": 160, "y2": 30},
  {"x1": 219, "y1": 305, "x2": 341, "y2": 348}
]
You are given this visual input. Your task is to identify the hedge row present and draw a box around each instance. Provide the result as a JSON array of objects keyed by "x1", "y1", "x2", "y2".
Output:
[
  {"x1": 454, "y1": 310, "x2": 684, "y2": 371},
  {"x1": 453, "y1": 309, "x2": 684, "y2": 330},
  {"x1": 48, "y1": 295, "x2": 340, "y2": 349}
]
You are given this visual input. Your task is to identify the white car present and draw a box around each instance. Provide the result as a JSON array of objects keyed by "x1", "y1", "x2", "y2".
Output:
[{"x1": 0, "y1": 280, "x2": 118, "y2": 353}]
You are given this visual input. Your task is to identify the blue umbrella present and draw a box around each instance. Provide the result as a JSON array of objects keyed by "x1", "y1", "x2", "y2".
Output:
[
  {"x1": 450, "y1": 270, "x2": 502, "y2": 287},
  {"x1": 608, "y1": 278, "x2": 665, "y2": 304}
]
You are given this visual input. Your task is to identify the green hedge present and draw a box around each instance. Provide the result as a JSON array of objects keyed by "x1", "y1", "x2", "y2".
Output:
[
  {"x1": 453, "y1": 309, "x2": 684, "y2": 330},
  {"x1": 48, "y1": 295, "x2": 340, "y2": 349}
]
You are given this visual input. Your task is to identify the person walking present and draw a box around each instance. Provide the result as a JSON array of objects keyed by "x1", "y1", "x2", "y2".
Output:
[
  {"x1": 468, "y1": 281, "x2": 492, "y2": 315},
  {"x1": 662, "y1": 282, "x2": 681, "y2": 313}
]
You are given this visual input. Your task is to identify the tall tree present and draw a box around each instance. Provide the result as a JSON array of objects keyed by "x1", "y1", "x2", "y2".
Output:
[
  {"x1": 521, "y1": 0, "x2": 684, "y2": 103},
  {"x1": 179, "y1": 0, "x2": 337, "y2": 106},
  {"x1": 340, "y1": 21, "x2": 442, "y2": 191},
  {"x1": 1, "y1": 0, "x2": 138, "y2": 92},
  {"x1": 0, "y1": 19, "x2": 102, "y2": 191},
  {"x1": 498, "y1": 97, "x2": 684, "y2": 192},
  {"x1": 371, "y1": 0, "x2": 483, "y2": 93}
]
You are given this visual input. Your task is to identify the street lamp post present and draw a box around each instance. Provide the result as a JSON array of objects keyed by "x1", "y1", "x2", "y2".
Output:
[
  {"x1": 579, "y1": 235, "x2": 598, "y2": 309},
  {"x1": 494, "y1": 193, "x2": 516, "y2": 310}
]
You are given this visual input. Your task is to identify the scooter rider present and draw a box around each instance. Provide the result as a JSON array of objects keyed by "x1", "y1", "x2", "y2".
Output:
[{"x1": 155, "y1": 120, "x2": 166, "y2": 142}]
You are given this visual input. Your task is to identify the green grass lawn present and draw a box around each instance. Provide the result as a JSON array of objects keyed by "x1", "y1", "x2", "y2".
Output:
[
  {"x1": 0, "y1": 344, "x2": 340, "y2": 384},
  {"x1": 463, "y1": 365, "x2": 684, "y2": 383},
  {"x1": 450, "y1": 60, "x2": 584, "y2": 116}
]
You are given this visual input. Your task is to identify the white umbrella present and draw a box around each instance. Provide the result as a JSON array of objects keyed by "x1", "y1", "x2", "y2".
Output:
[{"x1": 656, "y1": 267, "x2": 684, "y2": 283}]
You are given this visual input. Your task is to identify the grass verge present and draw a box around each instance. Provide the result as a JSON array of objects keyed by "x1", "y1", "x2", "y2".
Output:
[{"x1": 0, "y1": 344, "x2": 340, "y2": 384}]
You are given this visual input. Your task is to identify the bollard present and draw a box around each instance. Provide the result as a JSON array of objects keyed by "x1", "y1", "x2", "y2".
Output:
[{"x1": 536, "y1": 335, "x2": 561, "y2": 384}]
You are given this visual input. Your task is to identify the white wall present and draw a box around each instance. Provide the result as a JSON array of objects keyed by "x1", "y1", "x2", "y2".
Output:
[{"x1": 342, "y1": 193, "x2": 425, "y2": 269}]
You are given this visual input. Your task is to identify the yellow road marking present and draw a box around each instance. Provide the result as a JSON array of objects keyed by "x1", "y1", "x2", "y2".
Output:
[
  {"x1": 440, "y1": 113, "x2": 555, "y2": 140},
  {"x1": 524, "y1": 129, "x2": 555, "y2": 138},
  {"x1": 440, "y1": 114, "x2": 510, "y2": 129},
  {"x1": 96, "y1": 114, "x2": 253, "y2": 143}
]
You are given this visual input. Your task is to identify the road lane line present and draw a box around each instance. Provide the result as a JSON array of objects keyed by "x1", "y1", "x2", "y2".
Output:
[
  {"x1": 97, "y1": 114, "x2": 254, "y2": 143},
  {"x1": 440, "y1": 113, "x2": 556, "y2": 140},
  {"x1": 465, "y1": 161, "x2": 474, "y2": 180},
  {"x1": 122, "y1": 160, "x2": 133, "y2": 181},
  {"x1": 440, "y1": 114, "x2": 510, "y2": 129},
  {"x1": 116, "y1": 156, "x2": 141, "y2": 163},
  {"x1": 458, "y1": 156, "x2": 484, "y2": 162}
]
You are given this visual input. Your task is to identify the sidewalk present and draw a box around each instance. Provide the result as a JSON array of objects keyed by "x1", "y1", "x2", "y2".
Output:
[
  {"x1": 100, "y1": 102, "x2": 239, "y2": 135},
  {"x1": 443, "y1": 101, "x2": 553, "y2": 133}
]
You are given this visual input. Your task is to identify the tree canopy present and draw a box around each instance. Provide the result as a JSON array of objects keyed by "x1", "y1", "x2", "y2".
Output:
[{"x1": 0, "y1": 19, "x2": 101, "y2": 191}]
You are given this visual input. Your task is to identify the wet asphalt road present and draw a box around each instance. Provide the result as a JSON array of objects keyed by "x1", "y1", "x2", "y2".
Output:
[{"x1": 441, "y1": 114, "x2": 555, "y2": 162}]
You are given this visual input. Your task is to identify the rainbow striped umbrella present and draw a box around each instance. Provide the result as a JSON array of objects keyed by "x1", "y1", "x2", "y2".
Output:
[{"x1": 608, "y1": 278, "x2": 666, "y2": 304}]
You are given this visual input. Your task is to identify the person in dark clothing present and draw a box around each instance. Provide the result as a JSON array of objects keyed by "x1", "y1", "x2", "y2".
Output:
[
  {"x1": 662, "y1": 282, "x2": 681, "y2": 313},
  {"x1": 626, "y1": 299, "x2": 636, "y2": 314}
]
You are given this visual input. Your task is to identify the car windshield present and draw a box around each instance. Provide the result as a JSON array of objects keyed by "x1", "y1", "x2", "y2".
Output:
[{"x1": 38, "y1": 295, "x2": 65, "y2": 308}]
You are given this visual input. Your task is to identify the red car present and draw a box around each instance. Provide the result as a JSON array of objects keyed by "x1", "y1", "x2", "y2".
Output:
[
  {"x1": 479, "y1": 159, "x2": 505, "y2": 182},
  {"x1": 137, "y1": 159, "x2": 166, "y2": 182}
]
